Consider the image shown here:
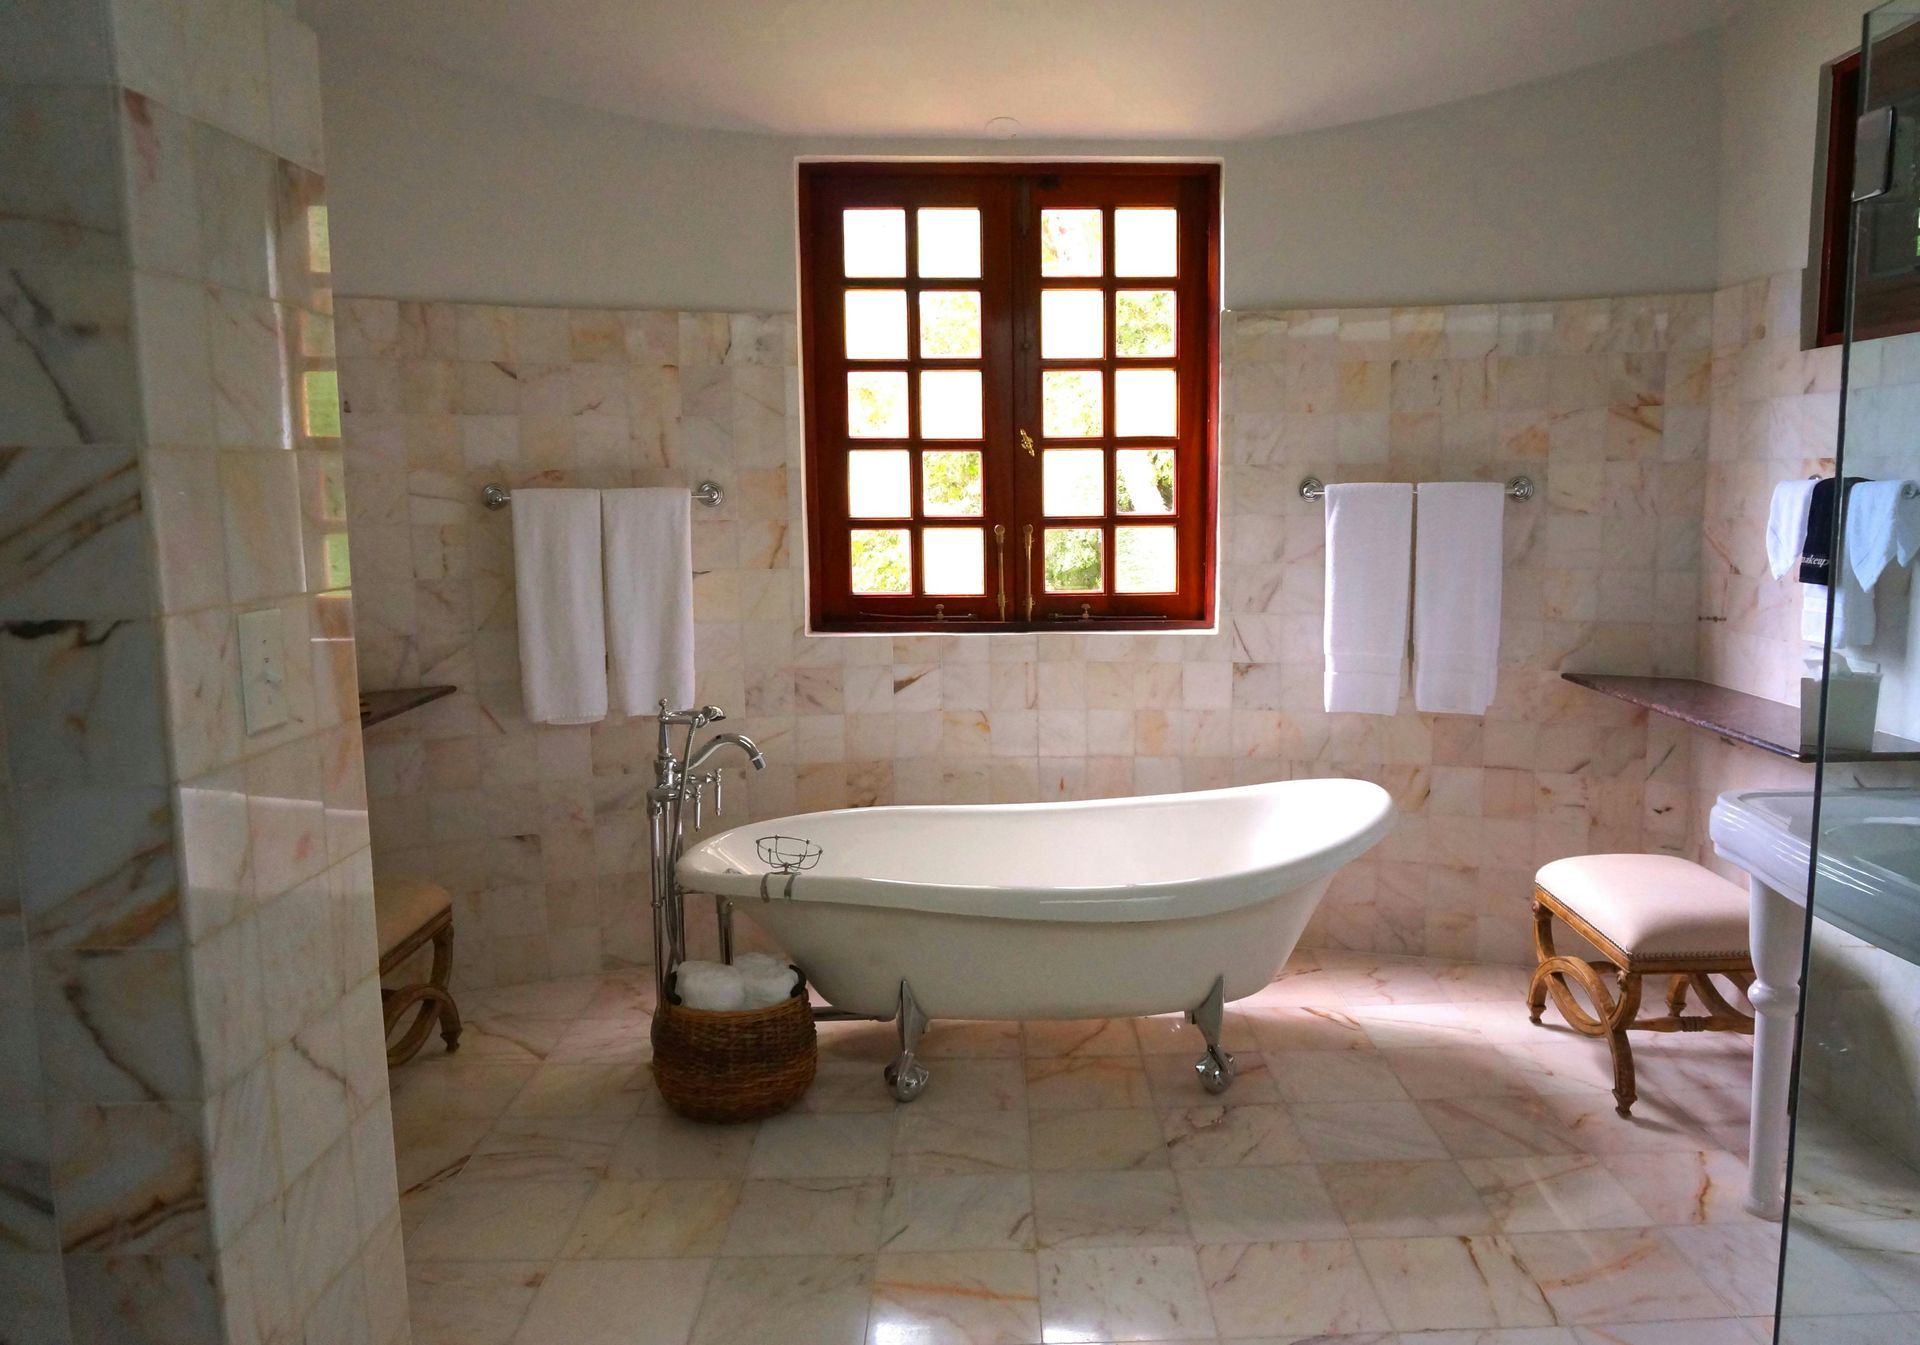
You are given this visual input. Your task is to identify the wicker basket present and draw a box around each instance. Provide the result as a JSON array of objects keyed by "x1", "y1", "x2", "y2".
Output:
[{"x1": 650, "y1": 980, "x2": 818, "y2": 1123}]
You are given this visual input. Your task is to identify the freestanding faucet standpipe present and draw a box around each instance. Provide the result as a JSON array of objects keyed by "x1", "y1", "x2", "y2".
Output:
[{"x1": 647, "y1": 701, "x2": 766, "y2": 1003}]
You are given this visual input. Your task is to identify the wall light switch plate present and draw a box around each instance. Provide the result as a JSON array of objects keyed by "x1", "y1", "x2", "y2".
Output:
[{"x1": 238, "y1": 607, "x2": 290, "y2": 735}]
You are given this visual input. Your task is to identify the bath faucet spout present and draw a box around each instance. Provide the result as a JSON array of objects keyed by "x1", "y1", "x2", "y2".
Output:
[{"x1": 688, "y1": 732, "x2": 766, "y2": 773}]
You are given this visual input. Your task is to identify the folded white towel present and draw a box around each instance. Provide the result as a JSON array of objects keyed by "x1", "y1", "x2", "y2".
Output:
[
  {"x1": 602, "y1": 487, "x2": 696, "y2": 718},
  {"x1": 513, "y1": 488, "x2": 608, "y2": 724},
  {"x1": 1322, "y1": 483, "x2": 1413, "y2": 715},
  {"x1": 1767, "y1": 479, "x2": 1818, "y2": 580},
  {"x1": 1846, "y1": 480, "x2": 1920, "y2": 591},
  {"x1": 1413, "y1": 481, "x2": 1506, "y2": 716}
]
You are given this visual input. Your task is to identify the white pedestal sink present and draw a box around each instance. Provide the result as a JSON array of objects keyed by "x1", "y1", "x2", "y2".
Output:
[{"x1": 1709, "y1": 787, "x2": 1920, "y2": 1219}]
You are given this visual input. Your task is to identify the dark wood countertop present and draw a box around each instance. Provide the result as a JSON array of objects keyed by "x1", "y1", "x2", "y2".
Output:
[
  {"x1": 1562, "y1": 673, "x2": 1920, "y2": 764},
  {"x1": 359, "y1": 685, "x2": 456, "y2": 730}
]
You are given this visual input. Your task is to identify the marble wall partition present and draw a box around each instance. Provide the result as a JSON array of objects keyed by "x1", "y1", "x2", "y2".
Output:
[
  {"x1": 338, "y1": 291, "x2": 1710, "y2": 989},
  {"x1": 1694, "y1": 271, "x2": 1920, "y2": 1169},
  {"x1": 0, "y1": 1, "x2": 405, "y2": 1341}
]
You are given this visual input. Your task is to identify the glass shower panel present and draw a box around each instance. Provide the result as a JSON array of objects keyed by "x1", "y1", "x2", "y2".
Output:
[{"x1": 1778, "y1": 4, "x2": 1920, "y2": 1340}]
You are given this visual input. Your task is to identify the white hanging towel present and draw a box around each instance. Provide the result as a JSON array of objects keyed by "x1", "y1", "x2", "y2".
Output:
[
  {"x1": 513, "y1": 488, "x2": 608, "y2": 724},
  {"x1": 1413, "y1": 481, "x2": 1505, "y2": 716},
  {"x1": 1322, "y1": 483, "x2": 1413, "y2": 715},
  {"x1": 1766, "y1": 479, "x2": 1819, "y2": 580},
  {"x1": 1845, "y1": 480, "x2": 1920, "y2": 591},
  {"x1": 602, "y1": 487, "x2": 696, "y2": 717},
  {"x1": 1800, "y1": 570, "x2": 1877, "y2": 650}
]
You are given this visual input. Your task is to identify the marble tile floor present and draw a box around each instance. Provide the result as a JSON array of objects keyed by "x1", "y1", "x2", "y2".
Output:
[
  {"x1": 1768, "y1": 1104, "x2": 1920, "y2": 1344},
  {"x1": 387, "y1": 949, "x2": 1892, "y2": 1345}
]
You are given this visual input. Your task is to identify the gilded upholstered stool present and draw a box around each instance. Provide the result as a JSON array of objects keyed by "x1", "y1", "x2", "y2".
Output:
[
  {"x1": 1529, "y1": 854, "x2": 1754, "y2": 1118},
  {"x1": 376, "y1": 877, "x2": 463, "y2": 1066}
]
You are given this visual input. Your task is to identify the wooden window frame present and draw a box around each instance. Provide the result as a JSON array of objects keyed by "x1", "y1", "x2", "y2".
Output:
[
  {"x1": 798, "y1": 161, "x2": 1221, "y2": 633},
  {"x1": 1816, "y1": 51, "x2": 1864, "y2": 348},
  {"x1": 1818, "y1": 31, "x2": 1920, "y2": 348}
]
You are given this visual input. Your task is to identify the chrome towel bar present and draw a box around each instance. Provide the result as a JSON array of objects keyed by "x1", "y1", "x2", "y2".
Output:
[
  {"x1": 1299, "y1": 475, "x2": 1534, "y2": 502},
  {"x1": 482, "y1": 480, "x2": 724, "y2": 510}
]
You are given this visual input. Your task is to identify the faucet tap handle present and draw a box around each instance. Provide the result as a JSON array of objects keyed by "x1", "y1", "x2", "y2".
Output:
[
  {"x1": 690, "y1": 775, "x2": 706, "y2": 830},
  {"x1": 712, "y1": 768, "x2": 725, "y2": 816}
]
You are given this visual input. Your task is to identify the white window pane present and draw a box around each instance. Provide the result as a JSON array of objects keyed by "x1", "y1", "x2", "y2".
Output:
[
  {"x1": 1043, "y1": 449, "x2": 1104, "y2": 516},
  {"x1": 1116, "y1": 526, "x2": 1177, "y2": 592},
  {"x1": 1041, "y1": 289, "x2": 1105, "y2": 359},
  {"x1": 847, "y1": 449, "x2": 910, "y2": 518},
  {"x1": 923, "y1": 528, "x2": 985, "y2": 595},
  {"x1": 844, "y1": 289, "x2": 907, "y2": 359},
  {"x1": 1115, "y1": 368, "x2": 1176, "y2": 437},
  {"x1": 844, "y1": 208, "x2": 906, "y2": 277},
  {"x1": 1114, "y1": 208, "x2": 1177, "y2": 276},
  {"x1": 919, "y1": 369, "x2": 983, "y2": 439},
  {"x1": 918, "y1": 208, "x2": 981, "y2": 278}
]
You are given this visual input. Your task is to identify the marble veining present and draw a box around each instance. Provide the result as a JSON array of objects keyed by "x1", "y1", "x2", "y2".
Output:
[
  {"x1": 340, "y1": 293, "x2": 1710, "y2": 990},
  {"x1": 392, "y1": 951, "x2": 1821, "y2": 1343}
]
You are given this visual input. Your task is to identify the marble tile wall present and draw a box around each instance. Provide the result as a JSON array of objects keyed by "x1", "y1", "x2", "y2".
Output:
[
  {"x1": 0, "y1": 0, "x2": 406, "y2": 1341},
  {"x1": 338, "y1": 291, "x2": 1711, "y2": 989}
]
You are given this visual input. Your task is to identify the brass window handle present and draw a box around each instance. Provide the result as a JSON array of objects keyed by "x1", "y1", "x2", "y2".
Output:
[
  {"x1": 993, "y1": 524, "x2": 1007, "y2": 622},
  {"x1": 1023, "y1": 524, "x2": 1035, "y2": 620},
  {"x1": 1019, "y1": 428, "x2": 1035, "y2": 457}
]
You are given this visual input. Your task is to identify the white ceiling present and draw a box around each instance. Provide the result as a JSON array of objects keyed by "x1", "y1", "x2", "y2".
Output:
[{"x1": 301, "y1": 0, "x2": 1741, "y2": 143}]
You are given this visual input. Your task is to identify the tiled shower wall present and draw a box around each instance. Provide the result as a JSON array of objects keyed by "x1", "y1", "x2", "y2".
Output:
[
  {"x1": 338, "y1": 292, "x2": 1711, "y2": 989},
  {"x1": 1693, "y1": 270, "x2": 1920, "y2": 1169},
  {"x1": 0, "y1": 1, "x2": 405, "y2": 1341}
]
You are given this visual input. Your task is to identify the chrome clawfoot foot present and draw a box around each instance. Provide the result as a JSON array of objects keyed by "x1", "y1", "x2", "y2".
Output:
[
  {"x1": 1187, "y1": 973, "x2": 1236, "y2": 1095},
  {"x1": 884, "y1": 1059, "x2": 931, "y2": 1102},
  {"x1": 885, "y1": 979, "x2": 931, "y2": 1103},
  {"x1": 1195, "y1": 1048, "x2": 1235, "y2": 1094}
]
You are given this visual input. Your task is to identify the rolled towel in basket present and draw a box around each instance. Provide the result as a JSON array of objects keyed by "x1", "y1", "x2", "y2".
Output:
[
  {"x1": 673, "y1": 960, "x2": 748, "y2": 1012},
  {"x1": 672, "y1": 956, "x2": 800, "y2": 1011},
  {"x1": 734, "y1": 953, "x2": 801, "y2": 1007}
]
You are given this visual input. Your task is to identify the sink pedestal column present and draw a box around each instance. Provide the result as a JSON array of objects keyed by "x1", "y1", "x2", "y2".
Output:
[{"x1": 1746, "y1": 873, "x2": 1808, "y2": 1220}]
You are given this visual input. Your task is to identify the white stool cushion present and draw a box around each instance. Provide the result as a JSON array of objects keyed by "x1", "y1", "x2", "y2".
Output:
[
  {"x1": 374, "y1": 878, "x2": 453, "y2": 958},
  {"x1": 1535, "y1": 854, "x2": 1750, "y2": 962}
]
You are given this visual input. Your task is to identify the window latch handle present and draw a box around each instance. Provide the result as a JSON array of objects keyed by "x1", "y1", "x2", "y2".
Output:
[
  {"x1": 1023, "y1": 524, "x2": 1035, "y2": 621},
  {"x1": 1019, "y1": 428, "x2": 1035, "y2": 457},
  {"x1": 993, "y1": 524, "x2": 1007, "y2": 622}
]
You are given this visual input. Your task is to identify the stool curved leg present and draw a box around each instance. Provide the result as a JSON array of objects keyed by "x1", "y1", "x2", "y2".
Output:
[
  {"x1": 384, "y1": 985, "x2": 457, "y2": 1066},
  {"x1": 1529, "y1": 954, "x2": 1614, "y2": 1035},
  {"x1": 1528, "y1": 900, "x2": 1554, "y2": 1024},
  {"x1": 430, "y1": 921, "x2": 462, "y2": 1052},
  {"x1": 1605, "y1": 973, "x2": 1643, "y2": 1118}
]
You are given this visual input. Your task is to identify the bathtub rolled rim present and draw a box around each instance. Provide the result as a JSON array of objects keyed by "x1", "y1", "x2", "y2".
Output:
[{"x1": 675, "y1": 777, "x2": 1396, "y2": 924}]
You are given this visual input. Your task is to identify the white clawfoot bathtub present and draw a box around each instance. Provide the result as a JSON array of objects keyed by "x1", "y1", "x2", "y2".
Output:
[{"x1": 676, "y1": 778, "x2": 1394, "y2": 1100}]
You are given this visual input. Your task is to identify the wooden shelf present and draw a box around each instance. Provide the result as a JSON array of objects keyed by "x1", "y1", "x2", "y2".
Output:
[
  {"x1": 1562, "y1": 673, "x2": 1920, "y2": 764},
  {"x1": 359, "y1": 685, "x2": 456, "y2": 730}
]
